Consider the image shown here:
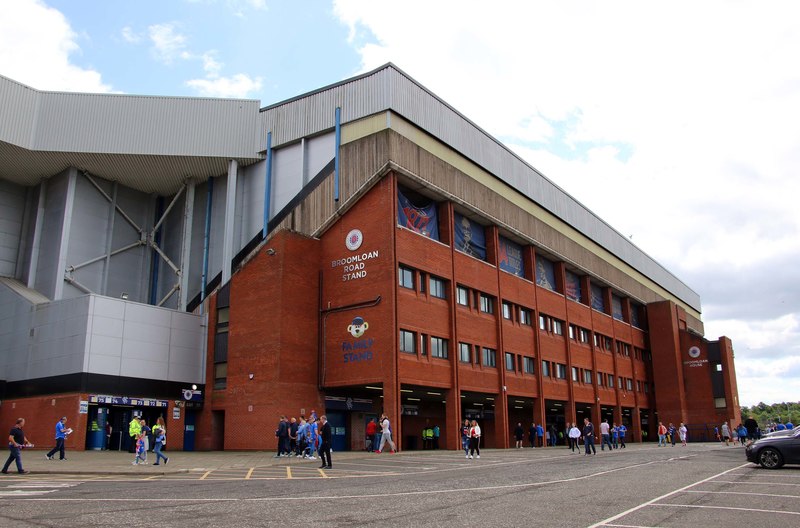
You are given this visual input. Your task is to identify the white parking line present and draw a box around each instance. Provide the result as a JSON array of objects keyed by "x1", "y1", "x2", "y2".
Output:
[
  {"x1": 652, "y1": 504, "x2": 800, "y2": 516},
  {"x1": 683, "y1": 489, "x2": 800, "y2": 498},
  {"x1": 711, "y1": 480, "x2": 800, "y2": 487},
  {"x1": 587, "y1": 463, "x2": 750, "y2": 528}
]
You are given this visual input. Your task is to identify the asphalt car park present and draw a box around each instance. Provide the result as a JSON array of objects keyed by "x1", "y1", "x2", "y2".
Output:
[{"x1": 1, "y1": 444, "x2": 799, "y2": 527}]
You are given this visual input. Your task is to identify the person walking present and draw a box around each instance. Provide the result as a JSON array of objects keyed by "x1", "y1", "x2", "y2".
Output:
[
  {"x1": 462, "y1": 419, "x2": 471, "y2": 457},
  {"x1": 657, "y1": 422, "x2": 667, "y2": 446},
  {"x1": 45, "y1": 416, "x2": 71, "y2": 461},
  {"x1": 721, "y1": 421, "x2": 731, "y2": 446},
  {"x1": 679, "y1": 423, "x2": 688, "y2": 447},
  {"x1": 2, "y1": 418, "x2": 31, "y2": 474},
  {"x1": 600, "y1": 419, "x2": 613, "y2": 451},
  {"x1": 528, "y1": 422, "x2": 536, "y2": 448},
  {"x1": 468, "y1": 420, "x2": 481, "y2": 459},
  {"x1": 568, "y1": 422, "x2": 581, "y2": 453},
  {"x1": 365, "y1": 418, "x2": 377, "y2": 452},
  {"x1": 132, "y1": 432, "x2": 147, "y2": 465},
  {"x1": 514, "y1": 423, "x2": 524, "y2": 449},
  {"x1": 153, "y1": 427, "x2": 169, "y2": 465},
  {"x1": 318, "y1": 415, "x2": 332, "y2": 469},
  {"x1": 583, "y1": 418, "x2": 596, "y2": 455},
  {"x1": 375, "y1": 414, "x2": 396, "y2": 454},
  {"x1": 668, "y1": 423, "x2": 677, "y2": 447},
  {"x1": 618, "y1": 423, "x2": 627, "y2": 448}
]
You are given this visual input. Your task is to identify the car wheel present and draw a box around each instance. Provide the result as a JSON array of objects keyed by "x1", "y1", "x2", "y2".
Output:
[{"x1": 758, "y1": 447, "x2": 784, "y2": 469}]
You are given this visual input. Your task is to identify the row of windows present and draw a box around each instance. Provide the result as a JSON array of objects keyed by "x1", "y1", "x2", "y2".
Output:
[
  {"x1": 502, "y1": 301, "x2": 533, "y2": 325},
  {"x1": 456, "y1": 284, "x2": 496, "y2": 315},
  {"x1": 399, "y1": 265, "x2": 651, "y2": 363},
  {"x1": 399, "y1": 330, "x2": 449, "y2": 359},
  {"x1": 399, "y1": 265, "x2": 447, "y2": 299},
  {"x1": 504, "y1": 352, "x2": 537, "y2": 375},
  {"x1": 458, "y1": 342, "x2": 497, "y2": 367}
]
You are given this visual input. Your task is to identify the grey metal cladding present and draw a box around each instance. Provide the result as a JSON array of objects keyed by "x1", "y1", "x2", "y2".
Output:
[{"x1": 259, "y1": 64, "x2": 700, "y2": 311}]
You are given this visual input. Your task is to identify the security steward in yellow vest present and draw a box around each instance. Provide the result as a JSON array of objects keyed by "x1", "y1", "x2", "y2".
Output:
[
  {"x1": 128, "y1": 416, "x2": 141, "y2": 453},
  {"x1": 423, "y1": 427, "x2": 434, "y2": 449}
]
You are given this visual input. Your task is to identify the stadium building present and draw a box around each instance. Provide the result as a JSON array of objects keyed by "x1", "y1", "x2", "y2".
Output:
[{"x1": 0, "y1": 64, "x2": 740, "y2": 451}]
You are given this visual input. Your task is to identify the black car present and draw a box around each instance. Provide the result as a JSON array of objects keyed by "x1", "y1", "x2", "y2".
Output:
[{"x1": 746, "y1": 428, "x2": 800, "y2": 469}]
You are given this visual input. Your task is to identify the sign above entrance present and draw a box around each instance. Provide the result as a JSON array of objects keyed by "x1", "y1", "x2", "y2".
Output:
[{"x1": 89, "y1": 395, "x2": 168, "y2": 408}]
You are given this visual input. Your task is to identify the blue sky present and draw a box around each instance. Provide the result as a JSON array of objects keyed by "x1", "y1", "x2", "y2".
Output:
[{"x1": 2, "y1": 0, "x2": 800, "y2": 408}]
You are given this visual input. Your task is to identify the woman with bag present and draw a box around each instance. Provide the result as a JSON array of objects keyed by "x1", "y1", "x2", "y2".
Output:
[
  {"x1": 153, "y1": 427, "x2": 169, "y2": 465},
  {"x1": 468, "y1": 420, "x2": 481, "y2": 459}
]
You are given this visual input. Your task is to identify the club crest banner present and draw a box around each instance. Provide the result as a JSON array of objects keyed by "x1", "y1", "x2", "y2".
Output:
[{"x1": 397, "y1": 190, "x2": 439, "y2": 240}]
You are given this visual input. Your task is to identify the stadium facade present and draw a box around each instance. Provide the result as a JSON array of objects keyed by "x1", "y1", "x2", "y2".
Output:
[{"x1": 0, "y1": 64, "x2": 740, "y2": 451}]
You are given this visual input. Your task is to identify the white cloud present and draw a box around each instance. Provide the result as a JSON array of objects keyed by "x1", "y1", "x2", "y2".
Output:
[
  {"x1": 121, "y1": 26, "x2": 141, "y2": 44},
  {"x1": 0, "y1": 0, "x2": 111, "y2": 92},
  {"x1": 186, "y1": 73, "x2": 262, "y2": 98},
  {"x1": 333, "y1": 0, "x2": 800, "y2": 406},
  {"x1": 148, "y1": 23, "x2": 189, "y2": 64}
]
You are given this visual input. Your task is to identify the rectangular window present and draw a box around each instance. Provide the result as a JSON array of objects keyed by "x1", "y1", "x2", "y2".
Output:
[
  {"x1": 456, "y1": 285, "x2": 469, "y2": 306},
  {"x1": 431, "y1": 337, "x2": 448, "y2": 359},
  {"x1": 420, "y1": 335, "x2": 428, "y2": 356},
  {"x1": 520, "y1": 308, "x2": 532, "y2": 326},
  {"x1": 637, "y1": 380, "x2": 642, "y2": 392},
  {"x1": 505, "y1": 352, "x2": 515, "y2": 371},
  {"x1": 714, "y1": 397, "x2": 726, "y2": 408},
  {"x1": 618, "y1": 376, "x2": 623, "y2": 388},
  {"x1": 644, "y1": 382, "x2": 649, "y2": 394},
  {"x1": 571, "y1": 366, "x2": 579, "y2": 381},
  {"x1": 213, "y1": 362, "x2": 227, "y2": 390},
  {"x1": 556, "y1": 363, "x2": 567, "y2": 379},
  {"x1": 482, "y1": 347, "x2": 497, "y2": 367},
  {"x1": 542, "y1": 360, "x2": 550, "y2": 377},
  {"x1": 626, "y1": 378, "x2": 633, "y2": 391},
  {"x1": 399, "y1": 330, "x2": 416, "y2": 354},
  {"x1": 584, "y1": 369, "x2": 593, "y2": 384},
  {"x1": 459, "y1": 342, "x2": 471, "y2": 363},
  {"x1": 604, "y1": 337, "x2": 613, "y2": 352},
  {"x1": 535, "y1": 255, "x2": 556, "y2": 291},
  {"x1": 594, "y1": 334, "x2": 601, "y2": 348},
  {"x1": 429, "y1": 276, "x2": 446, "y2": 299},
  {"x1": 480, "y1": 294, "x2": 494, "y2": 314},
  {"x1": 539, "y1": 314, "x2": 547, "y2": 331},
  {"x1": 597, "y1": 372, "x2": 603, "y2": 386},
  {"x1": 553, "y1": 319, "x2": 564, "y2": 336},
  {"x1": 579, "y1": 328, "x2": 590, "y2": 343},
  {"x1": 399, "y1": 266, "x2": 415, "y2": 289},
  {"x1": 607, "y1": 375, "x2": 614, "y2": 388},
  {"x1": 502, "y1": 301, "x2": 513, "y2": 320},
  {"x1": 569, "y1": 325, "x2": 576, "y2": 340},
  {"x1": 524, "y1": 357, "x2": 535, "y2": 374}
]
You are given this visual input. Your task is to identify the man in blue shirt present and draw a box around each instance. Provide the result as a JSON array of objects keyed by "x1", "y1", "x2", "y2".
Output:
[
  {"x1": 46, "y1": 416, "x2": 70, "y2": 461},
  {"x1": 583, "y1": 418, "x2": 596, "y2": 455},
  {"x1": 618, "y1": 423, "x2": 627, "y2": 448},
  {"x1": 536, "y1": 424, "x2": 544, "y2": 448}
]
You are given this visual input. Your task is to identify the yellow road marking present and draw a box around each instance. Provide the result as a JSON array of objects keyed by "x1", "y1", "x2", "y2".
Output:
[
  {"x1": 245, "y1": 467, "x2": 254, "y2": 479},
  {"x1": 318, "y1": 468, "x2": 329, "y2": 478},
  {"x1": 286, "y1": 467, "x2": 293, "y2": 479},
  {"x1": 199, "y1": 471, "x2": 212, "y2": 480}
]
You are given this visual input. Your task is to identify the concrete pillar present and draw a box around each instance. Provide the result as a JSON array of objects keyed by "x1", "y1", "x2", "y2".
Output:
[{"x1": 179, "y1": 180, "x2": 196, "y2": 311}]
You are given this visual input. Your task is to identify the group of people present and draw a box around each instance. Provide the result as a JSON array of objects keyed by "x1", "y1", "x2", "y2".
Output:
[
  {"x1": 461, "y1": 419, "x2": 482, "y2": 459},
  {"x1": 364, "y1": 415, "x2": 397, "y2": 454},
  {"x1": 128, "y1": 415, "x2": 169, "y2": 465},
  {"x1": 4, "y1": 416, "x2": 76, "y2": 474},
  {"x1": 656, "y1": 421, "x2": 688, "y2": 447},
  {"x1": 512, "y1": 422, "x2": 557, "y2": 448},
  {"x1": 274, "y1": 412, "x2": 333, "y2": 469}
]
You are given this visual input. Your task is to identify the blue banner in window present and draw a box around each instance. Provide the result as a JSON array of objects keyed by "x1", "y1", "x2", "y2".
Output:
[
  {"x1": 630, "y1": 303, "x2": 641, "y2": 327},
  {"x1": 565, "y1": 271, "x2": 581, "y2": 301},
  {"x1": 591, "y1": 283, "x2": 605, "y2": 311},
  {"x1": 454, "y1": 213, "x2": 486, "y2": 260},
  {"x1": 398, "y1": 190, "x2": 439, "y2": 240},
  {"x1": 535, "y1": 255, "x2": 555, "y2": 290},
  {"x1": 612, "y1": 295, "x2": 624, "y2": 320},
  {"x1": 498, "y1": 237, "x2": 524, "y2": 277}
]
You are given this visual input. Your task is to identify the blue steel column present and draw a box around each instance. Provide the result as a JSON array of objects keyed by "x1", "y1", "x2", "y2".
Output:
[
  {"x1": 334, "y1": 107, "x2": 341, "y2": 202},
  {"x1": 262, "y1": 132, "x2": 273, "y2": 239},
  {"x1": 200, "y1": 177, "x2": 213, "y2": 302}
]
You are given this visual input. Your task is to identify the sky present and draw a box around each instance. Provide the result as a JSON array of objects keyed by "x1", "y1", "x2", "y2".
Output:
[{"x1": 1, "y1": 0, "x2": 798, "y2": 408}]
